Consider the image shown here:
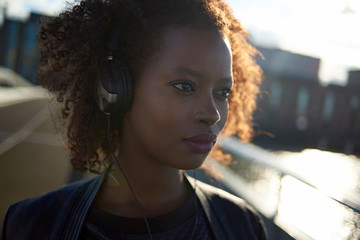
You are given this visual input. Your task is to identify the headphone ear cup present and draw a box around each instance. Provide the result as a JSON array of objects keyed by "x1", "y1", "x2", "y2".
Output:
[{"x1": 96, "y1": 59, "x2": 134, "y2": 115}]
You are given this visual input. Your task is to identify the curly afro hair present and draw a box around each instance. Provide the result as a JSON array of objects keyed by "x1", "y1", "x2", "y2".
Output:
[{"x1": 37, "y1": 0, "x2": 262, "y2": 173}]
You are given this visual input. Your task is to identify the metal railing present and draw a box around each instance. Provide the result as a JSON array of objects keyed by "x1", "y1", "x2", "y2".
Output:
[{"x1": 213, "y1": 136, "x2": 360, "y2": 240}]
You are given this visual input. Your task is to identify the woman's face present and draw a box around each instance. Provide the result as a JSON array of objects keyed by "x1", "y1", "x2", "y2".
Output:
[{"x1": 121, "y1": 27, "x2": 233, "y2": 170}]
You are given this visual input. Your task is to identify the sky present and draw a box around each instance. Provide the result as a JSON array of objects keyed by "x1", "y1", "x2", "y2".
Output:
[
  {"x1": 228, "y1": 0, "x2": 360, "y2": 86},
  {"x1": 1, "y1": 0, "x2": 360, "y2": 85}
]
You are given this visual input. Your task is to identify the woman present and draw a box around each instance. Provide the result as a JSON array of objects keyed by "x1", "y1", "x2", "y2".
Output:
[{"x1": 2, "y1": 0, "x2": 266, "y2": 239}]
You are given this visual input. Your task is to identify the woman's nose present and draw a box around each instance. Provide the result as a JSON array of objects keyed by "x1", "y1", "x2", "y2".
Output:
[{"x1": 194, "y1": 94, "x2": 221, "y2": 126}]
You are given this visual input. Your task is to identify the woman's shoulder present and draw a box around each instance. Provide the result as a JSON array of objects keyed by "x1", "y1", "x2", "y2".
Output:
[
  {"x1": 189, "y1": 177, "x2": 267, "y2": 239},
  {"x1": 2, "y1": 175, "x2": 102, "y2": 240}
]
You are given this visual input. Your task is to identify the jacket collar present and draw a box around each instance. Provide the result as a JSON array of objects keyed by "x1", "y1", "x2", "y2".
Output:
[
  {"x1": 185, "y1": 173, "x2": 227, "y2": 240},
  {"x1": 61, "y1": 171, "x2": 227, "y2": 240},
  {"x1": 62, "y1": 172, "x2": 106, "y2": 240}
]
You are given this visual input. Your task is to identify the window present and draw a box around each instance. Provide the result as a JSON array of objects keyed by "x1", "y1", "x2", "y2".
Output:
[
  {"x1": 269, "y1": 81, "x2": 282, "y2": 111},
  {"x1": 350, "y1": 95, "x2": 359, "y2": 110},
  {"x1": 4, "y1": 21, "x2": 20, "y2": 68},
  {"x1": 296, "y1": 87, "x2": 309, "y2": 115},
  {"x1": 322, "y1": 91, "x2": 334, "y2": 121}
]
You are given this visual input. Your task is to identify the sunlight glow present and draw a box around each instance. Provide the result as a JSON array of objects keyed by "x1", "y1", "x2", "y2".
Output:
[
  {"x1": 277, "y1": 149, "x2": 360, "y2": 203},
  {"x1": 274, "y1": 149, "x2": 360, "y2": 239},
  {"x1": 276, "y1": 176, "x2": 359, "y2": 240}
]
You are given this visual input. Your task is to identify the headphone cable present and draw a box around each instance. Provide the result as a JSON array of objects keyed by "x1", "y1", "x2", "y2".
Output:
[
  {"x1": 189, "y1": 170, "x2": 198, "y2": 239},
  {"x1": 106, "y1": 114, "x2": 153, "y2": 240}
]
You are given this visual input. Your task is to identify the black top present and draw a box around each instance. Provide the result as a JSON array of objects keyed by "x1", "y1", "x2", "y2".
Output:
[
  {"x1": 79, "y1": 195, "x2": 215, "y2": 240},
  {"x1": 3, "y1": 174, "x2": 267, "y2": 240}
]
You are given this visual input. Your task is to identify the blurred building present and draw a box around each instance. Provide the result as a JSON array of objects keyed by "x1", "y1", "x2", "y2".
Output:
[
  {"x1": 254, "y1": 47, "x2": 360, "y2": 155},
  {"x1": 0, "y1": 12, "x2": 47, "y2": 84}
]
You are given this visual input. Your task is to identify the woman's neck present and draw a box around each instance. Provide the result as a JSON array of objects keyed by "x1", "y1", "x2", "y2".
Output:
[{"x1": 93, "y1": 158, "x2": 192, "y2": 218}]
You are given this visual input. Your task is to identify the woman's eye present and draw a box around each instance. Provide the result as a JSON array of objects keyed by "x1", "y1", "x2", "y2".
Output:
[
  {"x1": 172, "y1": 82, "x2": 194, "y2": 92},
  {"x1": 215, "y1": 89, "x2": 232, "y2": 99}
]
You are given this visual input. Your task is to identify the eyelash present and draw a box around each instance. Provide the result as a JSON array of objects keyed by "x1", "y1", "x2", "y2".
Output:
[
  {"x1": 215, "y1": 89, "x2": 232, "y2": 99},
  {"x1": 171, "y1": 81, "x2": 232, "y2": 100},
  {"x1": 172, "y1": 81, "x2": 195, "y2": 93}
]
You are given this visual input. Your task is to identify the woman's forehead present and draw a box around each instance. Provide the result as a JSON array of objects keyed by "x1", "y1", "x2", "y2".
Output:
[
  {"x1": 138, "y1": 26, "x2": 233, "y2": 83},
  {"x1": 151, "y1": 26, "x2": 232, "y2": 62}
]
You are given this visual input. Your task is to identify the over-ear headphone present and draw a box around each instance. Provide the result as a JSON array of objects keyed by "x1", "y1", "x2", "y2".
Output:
[
  {"x1": 96, "y1": 56, "x2": 133, "y2": 116},
  {"x1": 95, "y1": 17, "x2": 134, "y2": 116}
]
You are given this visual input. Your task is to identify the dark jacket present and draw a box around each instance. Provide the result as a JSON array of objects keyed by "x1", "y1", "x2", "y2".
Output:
[{"x1": 2, "y1": 173, "x2": 266, "y2": 240}]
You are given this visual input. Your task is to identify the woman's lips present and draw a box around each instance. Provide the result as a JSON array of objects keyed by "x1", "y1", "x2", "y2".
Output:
[{"x1": 183, "y1": 133, "x2": 217, "y2": 154}]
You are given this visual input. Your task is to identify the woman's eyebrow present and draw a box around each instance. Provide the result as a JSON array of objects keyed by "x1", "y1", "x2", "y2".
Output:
[
  {"x1": 171, "y1": 67, "x2": 203, "y2": 79},
  {"x1": 171, "y1": 67, "x2": 233, "y2": 84}
]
